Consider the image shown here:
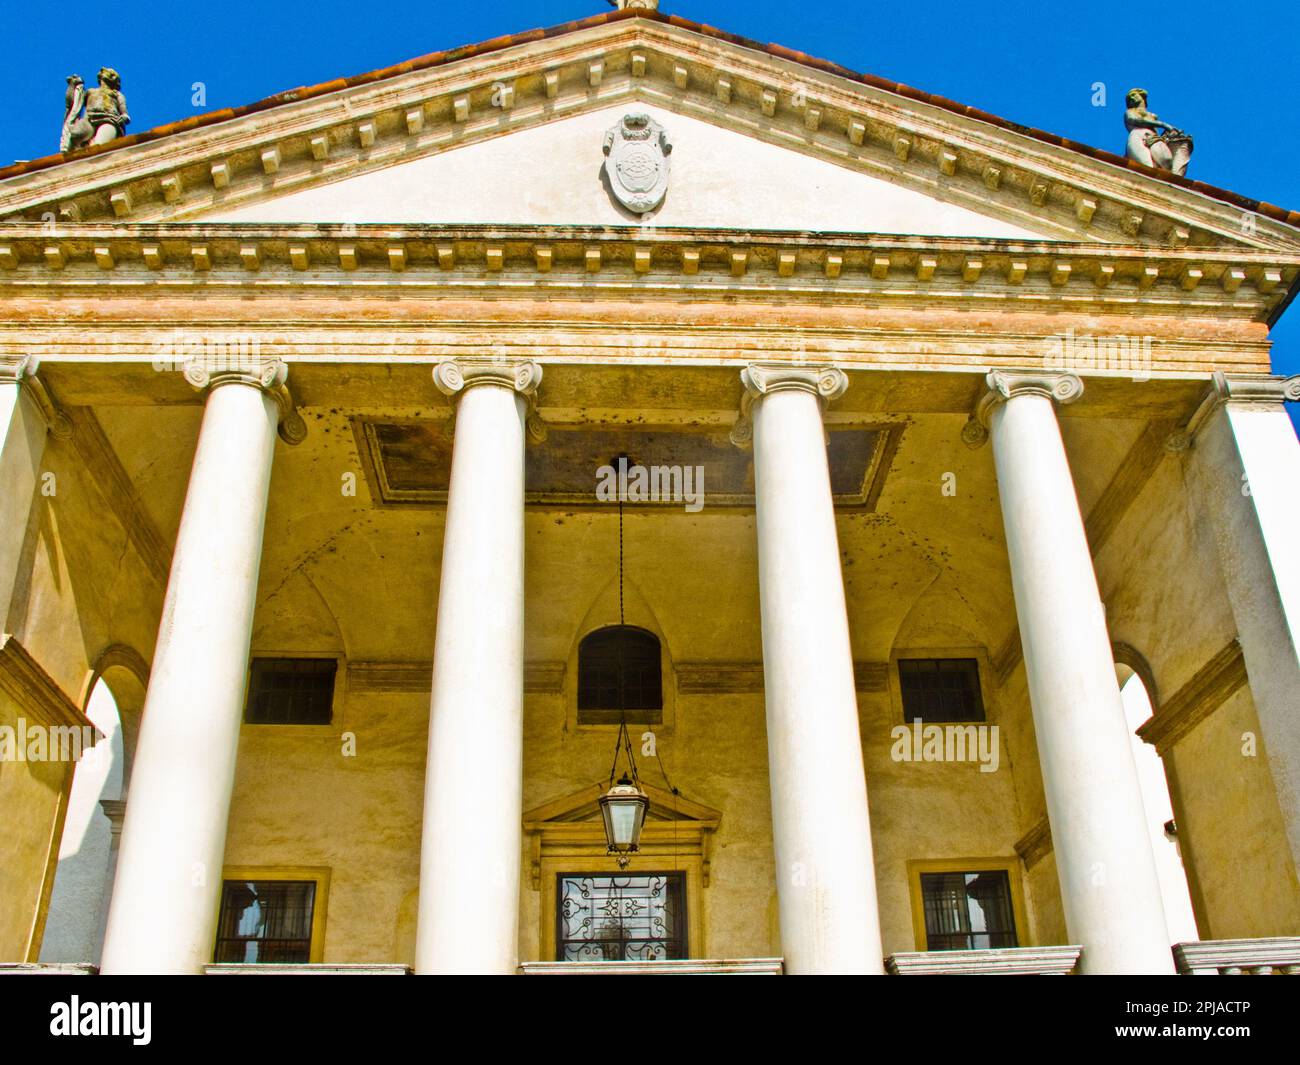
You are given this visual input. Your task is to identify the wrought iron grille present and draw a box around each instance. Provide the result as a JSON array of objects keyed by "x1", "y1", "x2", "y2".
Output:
[
  {"x1": 556, "y1": 873, "x2": 685, "y2": 961},
  {"x1": 920, "y1": 870, "x2": 1018, "y2": 951},
  {"x1": 898, "y1": 657, "x2": 986, "y2": 722},
  {"x1": 213, "y1": 880, "x2": 316, "y2": 963},
  {"x1": 245, "y1": 657, "x2": 337, "y2": 725}
]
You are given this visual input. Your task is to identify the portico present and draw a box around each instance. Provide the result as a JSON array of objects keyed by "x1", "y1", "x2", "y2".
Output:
[{"x1": 3, "y1": 6, "x2": 1299, "y2": 976}]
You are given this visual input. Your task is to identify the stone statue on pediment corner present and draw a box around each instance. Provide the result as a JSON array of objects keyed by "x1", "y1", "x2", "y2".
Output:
[
  {"x1": 61, "y1": 67, "x2": 130, "y2": 153},
  {"x1": 1124, "y1": 88, "x2": 1192, "y2": 176}
]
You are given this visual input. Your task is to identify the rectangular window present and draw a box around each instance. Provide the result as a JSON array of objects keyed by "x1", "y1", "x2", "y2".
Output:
[
  {"x1": 920, "y1": 870, "x2": 1018, "y2": 951},
  {"x1": 214, "y1": 880, "x2": 317, "y2": 963},
  {"x1": 556, "y1": 872, "x2": 686, "y2": 961},
  {"x1": 898, "y1": 657, "x2": 985, "y2": 722},
  {"x1": 245, "y1": 658, "x2": 337, "y2": 724}
]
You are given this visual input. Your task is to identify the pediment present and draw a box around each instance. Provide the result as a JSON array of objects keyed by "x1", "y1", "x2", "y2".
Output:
[{"x1": 3, "y1": 15, "x2": 1296, "y2": 251}]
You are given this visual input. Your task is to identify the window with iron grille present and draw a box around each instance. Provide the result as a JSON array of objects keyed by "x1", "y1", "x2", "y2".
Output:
[
  {"x1": 213, "y1": 880, "x2": 316, "y2": 963},
  {"x1": 898, "y1": 657, "x2": 985, "y2": 722},
  {"x1": 577, "y1": 626, "x2": 662, "y2": 725},
  {"x1": 245, "y1": 658, "x2": 336, "y2": 725},
  {"x1": 920, "y1": 870, "x2": 1018, "y2": 951},
  {"x1": 556, "y1": 873, "x2": 686, "y2": 961}
]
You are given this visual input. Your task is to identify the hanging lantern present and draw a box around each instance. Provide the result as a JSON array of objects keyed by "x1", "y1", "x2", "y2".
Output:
[{"x1": 600, "y1": 773, "x2": 650, "y2": 864}]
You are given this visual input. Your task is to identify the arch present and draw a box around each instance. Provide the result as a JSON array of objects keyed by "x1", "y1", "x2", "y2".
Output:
[
  {"x1": 1112, "y1": 641, "x2": 1160, "y2": 709},
  {"x1": 82, "y1": 643, "x2": 150, "y2": 792}
]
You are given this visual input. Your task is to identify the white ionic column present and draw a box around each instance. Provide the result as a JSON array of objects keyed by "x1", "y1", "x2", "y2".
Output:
[
  {"x1": 415, "y1": 359, "x2": 541, "y2": 975},
  {"x1": 1183, "y1": 373, "x2": 1300, "y2": 868},
  {"x1": 733, "y1": 363, "x2": 884, "y2": 975},
  {"x1": 968, "y1": 369, "x2": 1172, "y2": 974},
  {"x1": 100, "y1": 360, "x2": 300, "y2": 974}
]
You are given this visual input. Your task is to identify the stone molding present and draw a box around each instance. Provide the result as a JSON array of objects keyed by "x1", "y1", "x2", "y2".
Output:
[
  {"x1": 886, "y1": 945, "x2": 1081, "y2": 975},
  {"x1": 1137, "y1": 640, "x2": 1247, "y2": 755},
  {"x1": 731, "y1": 362, "x2": 847, "y2": 447},
  {"x1": 3, "y1": 228, "x2": 1288, "y2": 327},
  {"x1": 1014, "y1": 814, "x2": 1053, "y2": 870},
  {"x1": 962, "y1": 369, "x2": 1084, "y2": 448},
  {"x1": 1173, "y1": 937, "x2": 1300, "y2": 975},
  {"x1": 676, "y1": 660, "x2": 888, "y2": 694},
  {"x1": 205, "y1": 963, "x2": 412, "y2": 976},
  {"x1": 0, "y1": 634, "x2": 95, "y2": 733},
  {"x1": 347, "y1": 659, "x2": 565, "y2": 695},
  {"x1": 520, "y1": 958, "x2": 784, "y2": 975},
  {"x1": 434, "y1": 358, "x2": 546, "y2": 443},
  {"x1": 0, "y1": 963, "x2": 98, "y2": 975},
  {"x1": 183, "y1": 357, "x2": 307, "y2": 446},
  {"x1": 99, "y1": 798, "x2": 126, "y2": 841}
]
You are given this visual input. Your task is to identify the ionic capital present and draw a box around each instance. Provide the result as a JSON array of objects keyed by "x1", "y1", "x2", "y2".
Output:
[
  {"x1": 962, "y1": 369, "x2": 1084, "y2": 449},
  {"x1": 1165, "y1": 372, "x2": 1300, "y2": 453},
  {"x1": 183, "y1": 357, "x2": 306, "y2": 446},
  {"x1": 434, "y1": 359, "x2": 546, "y2": 442},
  {"x1": 731, "y1": 362, "x2": 848, "y2": 448},
  {"x1": 0, "y1": 355, "x2": 72, "y2": 438}
]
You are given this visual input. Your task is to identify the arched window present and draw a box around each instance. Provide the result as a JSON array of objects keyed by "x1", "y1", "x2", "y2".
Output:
[{"x1": 577, "y1": 626, "x2": 662, "y2": 724}]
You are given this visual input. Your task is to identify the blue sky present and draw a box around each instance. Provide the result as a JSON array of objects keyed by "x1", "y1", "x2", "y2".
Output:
[{"x1": 7, "y1": 0, "x2": 1298, "y2": 427}]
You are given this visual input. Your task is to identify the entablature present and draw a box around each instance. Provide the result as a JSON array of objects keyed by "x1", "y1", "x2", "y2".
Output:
[{"x1": 0, "y1": 224, "x2": 1294, "y2": 324}]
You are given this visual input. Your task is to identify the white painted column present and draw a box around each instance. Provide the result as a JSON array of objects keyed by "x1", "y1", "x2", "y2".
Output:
[
  {"x1": 734, "y1": 363, "x2": 884, "y2": 975},
  {"x1": 100, "y1": 360, "x2": 298, "y2": 974},
  {"x1": 1184, "y1": 374, "x2": 1300, "y2": 868},
  {"x1": 0, "y1": 357, "x2": 61, "y2": 620},
  {"x1": 415, "y1": 359, "x2": 540, "y2": 975},
  {"x1": 970, "y1": 369, "x2": 1172, "y2": 974}
]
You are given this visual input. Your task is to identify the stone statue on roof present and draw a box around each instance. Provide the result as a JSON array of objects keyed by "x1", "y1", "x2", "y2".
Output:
[
  {"x1": 61, "y1": 68, "x2": 130, "y2": 153},
  {"x1": 1124, "y1": 89, "x2": 1192, "y2": 176},
  {"x1": 606, "y1": 0, "x2": 660, "y2": 9}
]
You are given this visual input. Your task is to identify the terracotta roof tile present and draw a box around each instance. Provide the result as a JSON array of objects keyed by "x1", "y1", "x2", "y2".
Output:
[{"x1": 5, "y1": 7, "x2": 1296, "y2": 229}]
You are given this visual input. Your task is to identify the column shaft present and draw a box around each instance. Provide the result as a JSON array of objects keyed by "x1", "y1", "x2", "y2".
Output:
[
  {"x1": 743, "y1": 364, "x2": 884, "y2": 975},
  {"x1": 100, "y1": 371, "x2": 282, "y2": 974},
  {"x1": 1186, "y1": 376, "x2": 1300, "y2": 867},
  {"x1": 414, "y1": 361, "x2": 536, "y2": 974},
  {"x1": 982, "y1": 372, "x2": 1172, "y2": 973}
]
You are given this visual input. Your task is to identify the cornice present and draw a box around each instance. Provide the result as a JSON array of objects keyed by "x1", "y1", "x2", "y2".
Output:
[
  {"x1": 2, "y1": 20, "x2": 1295, "y2": 254},
  {"x1": 0, "y1": 227, "x2": 1291, "y2": 323},
  {"x1": 1136, "y1": 640, "x2": 1247, "y2": 755},
  {"x1": 0, "y1": 634, "x2": 94, "y2": 732}
]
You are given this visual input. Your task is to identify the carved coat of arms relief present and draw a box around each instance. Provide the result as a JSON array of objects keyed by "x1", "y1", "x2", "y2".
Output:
[{"x1": 603, "y1": 113, "x2": 672, "y2": 215}]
